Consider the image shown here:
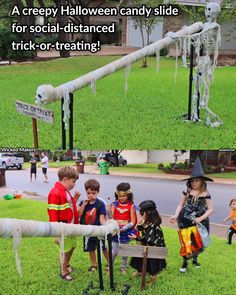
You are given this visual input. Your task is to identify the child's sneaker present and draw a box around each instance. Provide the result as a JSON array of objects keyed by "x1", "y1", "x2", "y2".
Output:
[
  {"x1": 180, "y1": 260, "x2": 188, "y2": 273},
  {"x1": 192, "y1": 260, "x2": 201, "y2": 269}
]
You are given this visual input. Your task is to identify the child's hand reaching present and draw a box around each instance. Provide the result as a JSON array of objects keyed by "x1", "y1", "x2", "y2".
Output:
[
  {"x1": 74, "y1": 191, "x2": 81, "y2": 202},
  {"x1": 83, "y1": 199, "x2": 89, "y2": 205},
  {"x1": 194, "y1": 217, "x2": 201, "y2": 224},
  {"x1": 128, "y1": 233, "x2": 137, "y2": 239},
  {"x1": 170, "y1": 216, "x2": 177, "y2": 223}
]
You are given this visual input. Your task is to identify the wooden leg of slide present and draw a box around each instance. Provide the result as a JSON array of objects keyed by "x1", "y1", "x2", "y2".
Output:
[{"x1": 140, "y1": 246, "x2": 148, "y2": 290}]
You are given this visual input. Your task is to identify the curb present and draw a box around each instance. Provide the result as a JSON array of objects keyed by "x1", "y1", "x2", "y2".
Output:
[{"x1": 84, "y1": 167, "x2": 236, "y2": 185}]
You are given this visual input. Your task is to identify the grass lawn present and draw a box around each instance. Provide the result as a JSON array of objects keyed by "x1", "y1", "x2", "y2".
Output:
[
  {"x1": 0, "y1": 199, "x2": 235, "y2": 295},
  {"x1": 23, "y1": 160, "x2": 94, "y2": 169},
  {"x1": 110, "y1": 163, "x2": 164, "y2": 174},
  {"x1": 208, "y1": 171, "x2": 236, "y2": 179},
  {"x1": 0, "y1": 56, "x2": 236, "y2": 149}
]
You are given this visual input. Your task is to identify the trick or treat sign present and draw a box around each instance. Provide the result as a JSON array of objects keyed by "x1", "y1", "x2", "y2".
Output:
[{"x1": 16, "y1": 100, "x2": 54, "y2": 124}]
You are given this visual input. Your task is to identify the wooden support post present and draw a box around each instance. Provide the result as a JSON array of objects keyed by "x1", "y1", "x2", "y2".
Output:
[
  {"x1": 96, "y1": 239, "x2": 104, "y2": 290},
  {"x1": 61, "y1": 98, "x2": 66, "y2": 150},
  {"x1": 32, "y1": 118, "x2": 39, "y2": 148},
  {"x1": 141, "y1": 246, "x2": 148, "y2": 290},
  {"x1": 69, "y1": 93, "x2": 73, "y2": 150},
  {"x1": 107, "y1": 233, "x2": 115, "y2": 291},
  {"x1": 187, "y1": 43, "x2": 194, "y2": 121}
]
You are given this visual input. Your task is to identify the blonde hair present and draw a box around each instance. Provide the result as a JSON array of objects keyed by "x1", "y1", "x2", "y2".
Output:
[{"x1": 58, "y1": 166, "x2": 79, "y2": 181}]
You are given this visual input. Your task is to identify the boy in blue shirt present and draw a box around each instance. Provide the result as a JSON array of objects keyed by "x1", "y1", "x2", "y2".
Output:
[{"x1": 78, "y1": 179, "x2": 109, "y2": 272}]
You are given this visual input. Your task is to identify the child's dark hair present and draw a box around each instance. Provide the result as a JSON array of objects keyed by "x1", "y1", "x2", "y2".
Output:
[
  {"x1": 139, "y1": 200, "x2": 162, "y2": 225},
  {"x1": 84, "y1": 179, "x2": 100, "y2": 192},
  {"x1": 229, "y1": 199, "x2": 236, "y2": 206},
  {"x1": 115, "y1": 182, "x2": 133, "y2": 203}
]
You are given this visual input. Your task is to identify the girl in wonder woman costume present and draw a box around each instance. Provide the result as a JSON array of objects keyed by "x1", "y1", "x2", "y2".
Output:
[{"x1": 111, "y1": 182, "x2": 137, "y2": 273}]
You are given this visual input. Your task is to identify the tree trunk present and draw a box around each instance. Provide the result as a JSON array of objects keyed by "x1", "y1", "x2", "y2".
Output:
[
  {"x1": 56, "y1": 0, "x2": 70, "y2": 58},
  {"x1": 189, "y1": 150, "x2": 203, "y2": 163}
]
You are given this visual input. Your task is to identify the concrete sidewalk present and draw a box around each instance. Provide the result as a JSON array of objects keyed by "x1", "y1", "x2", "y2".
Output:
[
  {"x1": 0, "y1": 186, "x2": 229, "y2": 239},
  {"x1": 37, "y1": 45, "x2": 137, "y2": 59}
]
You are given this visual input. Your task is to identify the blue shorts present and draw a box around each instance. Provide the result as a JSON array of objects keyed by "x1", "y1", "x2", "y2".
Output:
[{"x1": 83, "y1": 237, "x2": 107, "y2": 252}]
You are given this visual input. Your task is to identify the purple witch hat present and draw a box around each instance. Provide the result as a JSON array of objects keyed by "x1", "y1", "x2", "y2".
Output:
[{"x1": 182, "y1": 156, "x2": 213, "y2": 182}]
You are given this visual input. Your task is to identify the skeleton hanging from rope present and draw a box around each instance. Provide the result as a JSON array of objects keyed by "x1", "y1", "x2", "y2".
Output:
[{"x1": 187, "y1": 2, "x2": 222, "y2": 127}]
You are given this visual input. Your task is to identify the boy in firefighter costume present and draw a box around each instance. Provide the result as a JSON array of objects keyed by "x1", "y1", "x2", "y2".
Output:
[{"x1": 48, "y1": 166, "x2": 81, "y2": 281}]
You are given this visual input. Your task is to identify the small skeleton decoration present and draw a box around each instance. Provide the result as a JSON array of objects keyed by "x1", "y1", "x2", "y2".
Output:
[{"x1": 189, "y1": 2, "x2": 222, "y2": 127}]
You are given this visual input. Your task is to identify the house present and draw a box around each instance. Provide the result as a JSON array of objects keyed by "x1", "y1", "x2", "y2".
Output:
[{"x1": 91, "y1": 0, "x2": 236, "y2": 55}]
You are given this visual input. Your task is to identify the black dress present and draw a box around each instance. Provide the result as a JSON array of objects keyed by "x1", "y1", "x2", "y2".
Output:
[
  {"x1": 130, "y1": 223, "x2": 167, "y2": 275},
  {"x1": 178, "y1": 193, "x2": 211, "y2": 232}
]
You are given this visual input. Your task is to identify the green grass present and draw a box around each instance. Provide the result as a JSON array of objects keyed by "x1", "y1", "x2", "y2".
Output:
[
  {"x1": 110, "y1": 163, "x2": 164, "y2": 174},
  {"x1": 208, "y1": 171, "x2": 236, "y2": 179},
  {"x1": 1, "y1": 56, "x2": 236, "y2": 149},
  {"x1": 0, "y1": 199, "x2": 235, "y2": 295},
  {"x1": 23, "y1": 160, "x2": 94, "y2": 169}
]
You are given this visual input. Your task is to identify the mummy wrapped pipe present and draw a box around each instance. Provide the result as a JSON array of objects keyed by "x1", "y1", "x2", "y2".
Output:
[
  {"x1": 0, "y1": 218, "x2": 119, "y2": 238},
  {"x1": 35, "y1": 22, "x2": 203, "y2": 106},
  {"x1": 0, "y1": 218, "x2": 119, "y2": 275}
]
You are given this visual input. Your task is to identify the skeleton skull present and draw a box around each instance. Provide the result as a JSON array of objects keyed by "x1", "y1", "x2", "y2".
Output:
[
  {"x1": 35, "y1": 84, "x2": 57, "y2": 105},
  {"x1": 205, "y1": 2, "x2": 221, "y2": 23}
]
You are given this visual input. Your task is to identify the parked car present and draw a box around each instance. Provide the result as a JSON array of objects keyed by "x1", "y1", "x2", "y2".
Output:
[
  {"x1": 96, "y1": 153, "x2": 127, "y2": 166},
  {"x1": 0, "y1": 153, "x2": 24, "y2": 170}
]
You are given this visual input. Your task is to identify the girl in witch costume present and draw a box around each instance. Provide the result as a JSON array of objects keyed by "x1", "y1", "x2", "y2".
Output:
[
  {"x1": 129, "y1": 200, "x2": 166, "y2": 285},
  {"x1": 170, "y1": 156, "x2": 213, "y2": 273}
]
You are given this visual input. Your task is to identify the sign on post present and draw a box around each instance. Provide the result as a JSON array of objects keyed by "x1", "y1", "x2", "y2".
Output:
[
  {"x1": 16, "y1": 100, "x2": 54, "y2": 124},
  {"x1": 16, "y1": 100, "x2": 54, "y2": 148}
]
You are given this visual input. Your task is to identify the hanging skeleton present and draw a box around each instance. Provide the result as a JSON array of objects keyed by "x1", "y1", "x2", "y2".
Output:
[
  {"x1": 190, "y1": 2, "x2": 222, "y2": 127},
  {"x1": 35, "y1": 23, "x2": 203, "y2": 128},
  {"x1": 176, "y1": 2, "x2": 222, "y2": 127}
]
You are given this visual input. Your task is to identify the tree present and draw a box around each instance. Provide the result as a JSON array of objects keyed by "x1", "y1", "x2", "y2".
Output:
[
  {"x1": 131, "y1": 0, "x2": 164, "y2": 67},
  {"x1": 176, "y1": 0, "x2": 236, "y2": 24},
  {"x1": 0, "y1": 0, "x2": 53, "y2": 59}
]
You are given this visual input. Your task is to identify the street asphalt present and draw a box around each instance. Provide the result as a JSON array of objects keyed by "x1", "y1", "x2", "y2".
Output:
[{"x1": 1, "y1": 167, "x2": 235, "y2": 234}]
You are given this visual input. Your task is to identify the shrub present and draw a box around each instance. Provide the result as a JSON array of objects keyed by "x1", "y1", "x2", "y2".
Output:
[
  {"x1": 158, "y1": 163, "x2": 164, "y2": 170},
  {"x1": 0, "y1": 25, "x2": 35, "y2": 60},
  {"x1": 87, "y1": 155, "x2": 97, "y2": 162}
]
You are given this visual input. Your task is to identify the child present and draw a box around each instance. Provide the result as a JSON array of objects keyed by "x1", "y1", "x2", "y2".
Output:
[
  {"x1": 223, "y1": 199, "x2": 236, "y2": 244},
  {"x1": 47, "y1": 166, "x2": 81, "y2": 281},
  {"x1": 29, "y1": 152, "x2": 37, "y2": 182},
  {"x1": 110, "y1": 182, "x2": 137, "y2": 273},
  {"x1": 78, "y1": 179, "x2": 109, "y2": 272},
  {"x1": 170, "y1": 157, "x2": 213, "y2": 272},
  {"x1": 129, "y1": 200, "x2": 166, "y2": 285}
]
